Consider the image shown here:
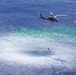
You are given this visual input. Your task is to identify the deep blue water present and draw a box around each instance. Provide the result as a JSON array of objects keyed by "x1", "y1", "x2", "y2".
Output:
[
  {"x1": 0, "y1": 0, "x2": 76, "y2": 32},
  {"x1": 0, "y1": 0, "x2": 76, "y2": 75}
]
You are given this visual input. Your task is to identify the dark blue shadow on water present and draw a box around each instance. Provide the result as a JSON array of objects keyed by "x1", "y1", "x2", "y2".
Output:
[{"x1": 20, "y1": 50, "x2": 54, "y2": 56}]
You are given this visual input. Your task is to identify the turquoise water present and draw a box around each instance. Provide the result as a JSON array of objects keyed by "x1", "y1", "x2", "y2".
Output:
[{"x1": 9, "y1": 26, "x2": 76, "y2": 45}]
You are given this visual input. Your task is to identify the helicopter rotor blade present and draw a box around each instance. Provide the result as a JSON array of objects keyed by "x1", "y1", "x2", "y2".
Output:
[
  {"x1": 50, "y1": 12, "x2": 54, "y2": 15},
  {"x1": 56, "y1": 14, "x2": 68, "y2": 17}
]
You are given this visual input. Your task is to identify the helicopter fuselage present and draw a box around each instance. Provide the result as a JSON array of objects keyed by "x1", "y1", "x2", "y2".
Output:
[
  {"x1": 46, "y1": 16, "x2": 59, "y2": 22},
  {"x1": 40, "y1": 13, "x2": 59, "y2": 22}
]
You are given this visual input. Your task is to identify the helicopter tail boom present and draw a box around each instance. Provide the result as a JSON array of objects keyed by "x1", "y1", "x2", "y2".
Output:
[{"x1": 40, "y1": 13, "x2": 47, "y2": 20}]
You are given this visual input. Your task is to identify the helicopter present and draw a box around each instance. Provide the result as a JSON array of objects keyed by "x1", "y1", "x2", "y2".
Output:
[{"x1": 40, "y1": 12, "x2": 68, "y2": 22}]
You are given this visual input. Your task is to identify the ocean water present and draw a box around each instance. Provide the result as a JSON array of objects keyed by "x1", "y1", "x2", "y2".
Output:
[{"x1": 0, "y1": 0, "x2": 76, "y2": 75}]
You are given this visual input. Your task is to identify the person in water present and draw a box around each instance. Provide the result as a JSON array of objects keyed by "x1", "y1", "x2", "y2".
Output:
[{"x1": 48, "y1": 48, "x2": 50, "y2": 52}]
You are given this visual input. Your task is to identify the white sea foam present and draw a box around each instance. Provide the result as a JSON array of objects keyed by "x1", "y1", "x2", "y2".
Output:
[{"x1": 0, "y1": 33, "x2": 76, "y2": 69}]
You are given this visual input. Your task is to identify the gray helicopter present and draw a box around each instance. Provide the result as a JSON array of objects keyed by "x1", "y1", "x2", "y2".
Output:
[{"x1": 40, "y1": 12, "x2": 67, "y2": 22}]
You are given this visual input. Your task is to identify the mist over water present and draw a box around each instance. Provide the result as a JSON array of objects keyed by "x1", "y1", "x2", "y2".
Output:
[{"x1": 0, "y1": 27, "x2": 76, "y2": 67}]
